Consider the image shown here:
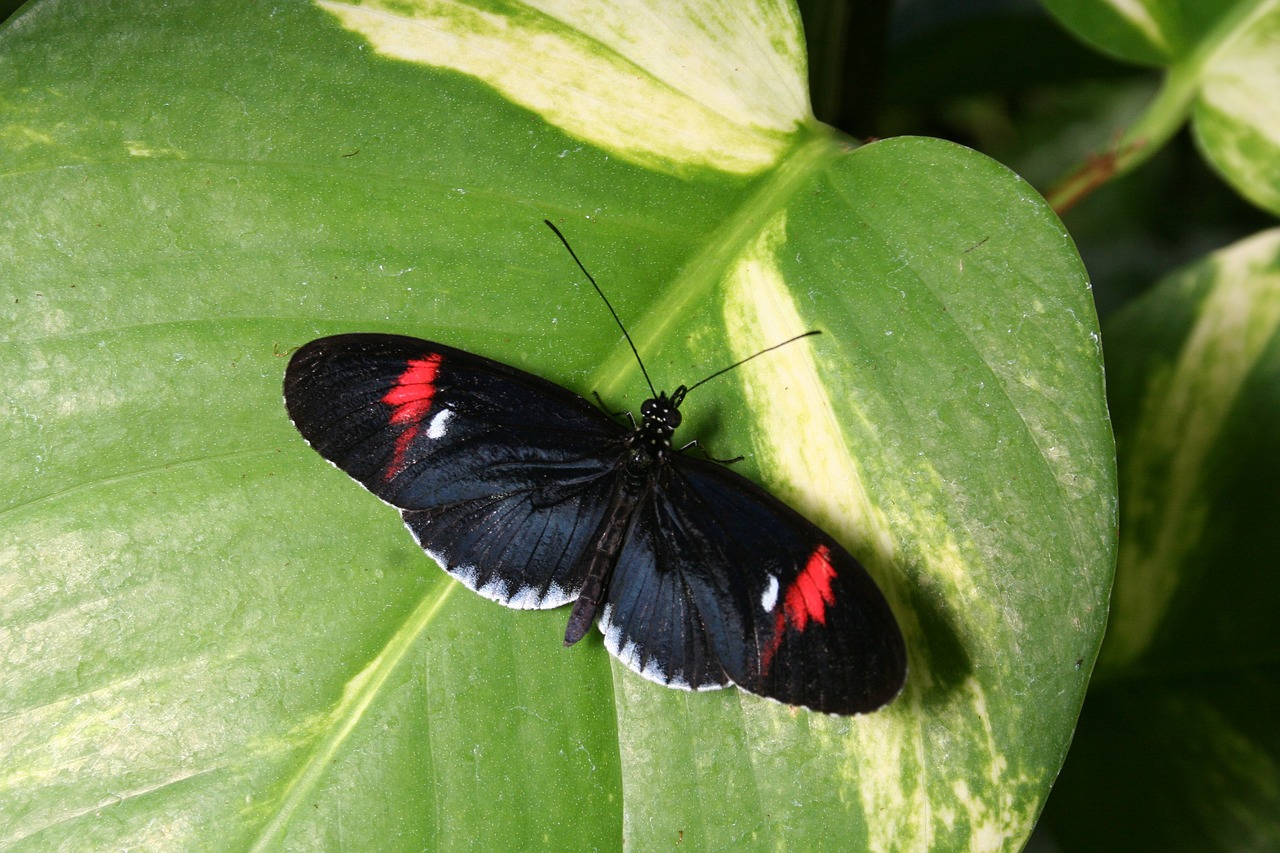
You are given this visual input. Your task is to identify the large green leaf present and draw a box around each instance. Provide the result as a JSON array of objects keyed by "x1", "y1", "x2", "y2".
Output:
[
  {"x1": 1039, "y1": 230, "x2": 1280, "y2": 850},
  {"x1": 1042, "y1": 0, "x2": 1280, "y2": 216},
  {"x1": 0, "y1": 1, "x2": 1114, "y2": 849}
]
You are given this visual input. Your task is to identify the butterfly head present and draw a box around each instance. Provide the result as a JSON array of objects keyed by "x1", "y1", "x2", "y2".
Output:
[
  {"x1": 640, "y1": 388, "x2": 684, "y2": 431},
  {"x1": 632, "y1": 388, "x2": 688, "y2": 460}
]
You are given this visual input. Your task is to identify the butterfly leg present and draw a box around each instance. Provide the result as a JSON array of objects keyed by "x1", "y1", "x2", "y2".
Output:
[
  {"x1": 593, "y1": 391, "x2": 636, "y2": 427},
  {"x1": 679, "y1": 439, "x2": 744, "y2": 466}
]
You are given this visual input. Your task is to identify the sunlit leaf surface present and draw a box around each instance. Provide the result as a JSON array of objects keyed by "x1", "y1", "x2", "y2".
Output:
[{"x1": 0, "y1": 2, "x2": 1114, "y2": 849}]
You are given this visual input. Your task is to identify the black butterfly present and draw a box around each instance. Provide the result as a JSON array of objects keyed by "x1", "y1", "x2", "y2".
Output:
[{"x1": 283, "y1": 223, "x2": 906, "y2": 714}]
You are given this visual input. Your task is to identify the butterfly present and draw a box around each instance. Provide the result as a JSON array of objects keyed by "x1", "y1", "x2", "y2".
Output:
[{"x1": 283, "y1": 222, "x2": 906, "y2": 714}]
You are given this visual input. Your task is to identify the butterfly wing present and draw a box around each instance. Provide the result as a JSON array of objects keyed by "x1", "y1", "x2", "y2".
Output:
[
  {"x1": 605, "y1": 456, "x2": 907, "y2": 714},
  {"x1": 284, "y1": 333, "x2": 626, "y2": 608},
  {"x1": 596, "y1": 504, "x2": 732, "y2": 690}
]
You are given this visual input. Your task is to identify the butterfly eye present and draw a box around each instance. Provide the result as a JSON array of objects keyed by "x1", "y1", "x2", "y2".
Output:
[{"x1": 664, "y1": 408, "x2": 682, "y2": 428}]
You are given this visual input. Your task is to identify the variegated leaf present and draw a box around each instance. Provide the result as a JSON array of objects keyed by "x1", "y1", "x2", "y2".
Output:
[
  {"x1": 0, "y1": 1, "x2": 1113, "y2": 850},
  {"x1": 1041, "y1": 229, "x2": 1280, "y2": 850}
]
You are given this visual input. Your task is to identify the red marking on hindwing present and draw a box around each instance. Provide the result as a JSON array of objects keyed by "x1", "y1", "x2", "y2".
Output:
[
  {"x1": 382, "y1": 353, "x2": 443, "y2": 478},
  {"x1": 761, "y1": 544, "x2": 838, "y2": 672}
]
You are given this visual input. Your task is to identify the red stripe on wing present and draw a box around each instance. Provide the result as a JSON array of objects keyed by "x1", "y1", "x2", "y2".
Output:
[
  {"x1": 382, "y1": 353, "x2": 444, "y2": 477},
  {"x1": 761, "y1": 544, "x2": 838, "y2": 672},
  {"x1": 787, "y1": 544, "x2": 837, "y2": 629}
]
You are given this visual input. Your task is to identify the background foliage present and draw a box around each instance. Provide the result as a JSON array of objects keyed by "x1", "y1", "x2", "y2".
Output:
[{"x1": 804, "y1": 1, "x2": 1280, "y2": 850}]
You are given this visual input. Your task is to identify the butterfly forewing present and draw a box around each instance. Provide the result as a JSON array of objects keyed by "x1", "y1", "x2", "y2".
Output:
[
  {"x1": 285, "y1": 334, "x2": 625, "y2": 504},
  {"x1": 285, "y1": 334, "x2": 626, "y2": 607},
  {"x1": 631, "y1": 457, "x2": 907, "y2": 714}
]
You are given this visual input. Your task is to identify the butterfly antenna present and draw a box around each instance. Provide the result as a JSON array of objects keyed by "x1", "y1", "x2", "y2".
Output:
[
  {"x1": 544, "y1": 220, "x2": 657, "y2": 398},
  {"x1": 682, "y1": 330, "x2": 822, "y2": 396}
]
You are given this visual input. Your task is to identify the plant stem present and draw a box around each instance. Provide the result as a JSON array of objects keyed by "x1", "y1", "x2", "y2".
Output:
[{"x1": 1044, "y1": 0, "x2": 1277, "y2": 214}]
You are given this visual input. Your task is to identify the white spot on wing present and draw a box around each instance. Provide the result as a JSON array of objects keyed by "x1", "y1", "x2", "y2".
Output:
[
  {"x1": 477, "y1": 576, "x2": 510, "y2": 603},
  {"x1": 761, "y1": 574, "x2": 780, "y2": 612},
  {"x1": 450, "y1": 564, "x2": 479, "y2": 588},
  {"x1": 616, "y1": 638, "x2": 641, "y2": 669},
  {"x1": 598, "y1": 603, "x2": 724, "y2": 692},
  {"x1": 599, "y1": 604, "x2": 623, "y2": 655},
  {"x1": 403, "y1": 515, "x2": 579, "y2": 610},
  {"x1": 426, "y1": 407, "x2": 454, "y2": 439},
  {"x1": 545, "y1": 582, "x2": 571, "y2": 607},
  {"x1": 507, "y1": 585, "x2": 545, "y2": 610},
  {"x1": 640, "y1": 657, "x2": 668, "y2": 684}
]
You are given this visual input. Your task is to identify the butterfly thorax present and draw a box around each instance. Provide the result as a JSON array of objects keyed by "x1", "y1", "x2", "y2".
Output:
[
  {"x1": 564, "y1": 387, "x2": 687, "y2": 645},
  {"x1": 625, "y1": 387, "x2": 686, "y2": 470}
]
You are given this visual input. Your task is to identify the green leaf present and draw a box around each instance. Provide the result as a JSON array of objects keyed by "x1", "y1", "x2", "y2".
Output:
[
  {"x1": 1041, "y1": 0, "x2": 1280, "y2": 215},
  {"x1": 0, "y1": 1, "x2": 1114, "y2": 849},
  {"x1": 1193, "y1": 1, "x2": 1280, "y2": 214},
  {"x1": 1039, "y1": 229, "x2": 1280, "y2": 850},
  {"x1": 1042, "y1": 0, "x2": 1241, "y2": 65}
]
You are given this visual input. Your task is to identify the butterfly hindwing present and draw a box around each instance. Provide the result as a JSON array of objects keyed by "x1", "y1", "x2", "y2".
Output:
[
  {"x1": 284, "y1": 333, "x2": 626, "y2": 607},
  {"x1": 596, "y1": 501, "x2": 731, "y2": 691},
  {"x1": 606, "y1": 456, "x2": 907, "y2": 714},
  {"x1": 400, "y1": 473, "x2": 617, "y2": 609}
]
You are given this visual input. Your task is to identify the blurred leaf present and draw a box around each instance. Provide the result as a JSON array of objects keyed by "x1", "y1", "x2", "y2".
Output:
[
  {"x1": 1193, "y1": 1, "x2": 1280, "y2": 213},
  {"x1": 0, "y1": 1, "x2": 1114, "y2": 849},
  {"x1": 1042, "y1": 0, "x2": 1280, "y2": 216},
  {"x1": 1039, "y1": 229, "x2": 1280, "y2": 850},
  {"x1": 1042, "y1": 0, "x2": 1237, "y2": 66}
]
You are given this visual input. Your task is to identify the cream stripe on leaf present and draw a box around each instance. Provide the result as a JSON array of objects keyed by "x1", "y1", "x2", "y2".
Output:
[
  {"x1": 719, "y1": 215, "x2": 1050, "y2": 851},
  {"x1": 720, "y1": 215, "x2": 893, "y2": 570},
  {"x1": 317, "y1": 0, "x2": 811, "y2": 176},
  {"x1": 1107, "y1": 229, "x2": 1280, "y2": 667},
  {"x1": 1108, "y1": 0, "x2": 1174, "y2": 57},
  {"x1": 1196, "y1": 0, "x2": 1280, "y2": 214}
]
